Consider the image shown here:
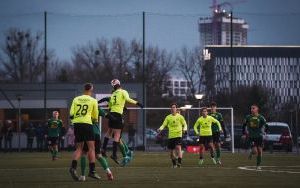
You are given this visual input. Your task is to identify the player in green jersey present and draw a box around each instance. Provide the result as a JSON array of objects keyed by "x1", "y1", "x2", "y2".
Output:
[
  {"x1": 158, "y1": 103, "x2": 187, "y2": 168},
  {"x1": 101, "y1": 79, "x2": 143, "y2": 165},
  {"x1": 46, "y1": 111, "x2": 63, "y2": 161},
  {"x1": 69, "y1": 83, "x2": 99, "y2": 181},
  {"x1": 209, "y1": 102, "x2": 227, "y2": 165},
  {"x1": 79, "y1": 108, "x2": 114, "y2": 181},
  {"x1": 194, "y1": 107, "x2": 222, "y2": 165},
  {"x1": 242, "y1": 104, "x2": 269, "y2": 170}
]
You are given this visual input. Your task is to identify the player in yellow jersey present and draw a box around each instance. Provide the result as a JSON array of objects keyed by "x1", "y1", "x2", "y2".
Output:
[
  {"x1": 158, "y1": 103, "x2": 187, "y2": 168},
  {"x1": 194, "y1": 107, "x2": 222, "y2": 166},
  {"x1": 69, "y1": 83, "x2": 99, "y2": 181},
  {"x1": 101, "y1": 79, "x2": 143, "y2": 165}
]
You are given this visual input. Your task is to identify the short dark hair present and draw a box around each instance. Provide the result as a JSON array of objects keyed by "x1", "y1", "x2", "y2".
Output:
[
  {"x1": 84, "y1": 83, "x2": 93, "y2": 91},
  {"x1": 210, "y1": 101, "x2": 217, "y2": 107},
  {"x1": 171, "y1": 103, "x2": 178, "y2": 108},
  {"x1": 251, "y1": 104, "x2": 259, "y2": 108},
  {"x1": 201, "y1": 107, "x2": 208, "y2": 112}
]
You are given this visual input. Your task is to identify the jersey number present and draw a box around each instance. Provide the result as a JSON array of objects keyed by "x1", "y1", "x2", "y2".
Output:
[
  {"x1": 113, "y1": 95, "x2": 117, "y2": 105},
  {"x1": 76, "y1": 104, "x2": 88, "y2": 116}
]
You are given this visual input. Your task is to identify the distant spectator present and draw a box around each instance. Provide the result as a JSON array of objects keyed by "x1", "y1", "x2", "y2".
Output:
[
  {"x1": 66, "y1": 125, "x2": 75, "y2": 151},
  {"x1": 35, "y1": 123, "x2": 46, "y2": 152},
  {"x1": 59, "y1": 126, "x2": 66, "y2": 150},
  {"x1": 128, "y1": 124, "x2": 136, "y2": 150},
  {"x1": 0, "y1": 122, "x2": 3, "y2": 151},
  {"x1": 25, "y1": 123, "x2": 36, "y2": 152},
  {"x1": 3, "y1": 120, "x2": 13, "y2": 152}
]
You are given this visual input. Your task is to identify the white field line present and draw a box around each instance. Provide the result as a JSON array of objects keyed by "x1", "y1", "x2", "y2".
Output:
[{"x1": 238, "y1": 166, "x2": 300, "y2": 174}]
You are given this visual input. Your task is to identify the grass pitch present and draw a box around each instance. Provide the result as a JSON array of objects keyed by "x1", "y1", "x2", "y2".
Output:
[{"x1": 0, "y1": 151, "x2": 300, "y2": 188}]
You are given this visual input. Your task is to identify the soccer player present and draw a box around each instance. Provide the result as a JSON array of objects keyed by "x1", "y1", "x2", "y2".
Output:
[
  {"x1": 79, "y1": 108, "x2": 114, "y2": 182},
  {"x1": 209, "y1": 102, "x2": 227, "y2": 164},
  {"x1": 69, "y1": 83, "x2": 99, "y2": 181},
  {"x1": 101, "y1": 79, "x2": 143, "y2": 165},
  {"x1": 194, "y1": 107, "x2": 222, "y2": 165},
  {"x1": 157, "y1": 103, "x2": 187, "y2": 168},
  {"x1": 242, "y1": 104, "x2": 269, "y2": 170},
  {"x1": 46, "y1": 111, "x2": 63, "y2": 161}
]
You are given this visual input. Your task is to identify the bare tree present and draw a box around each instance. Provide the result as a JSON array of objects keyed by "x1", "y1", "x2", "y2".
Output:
[
  {"x1": 176, "y1": 46, "x2": 203, "y2": 97},
  {"x1": 0, "y1": 28, "x2": 57, "y2": 83}
]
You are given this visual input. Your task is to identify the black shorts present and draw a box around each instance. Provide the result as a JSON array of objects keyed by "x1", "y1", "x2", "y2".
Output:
[
  {"x1": 83, "y1": 135, "x2": 101, "y2": 154},
  {"x1": 167, "y1": 137, "x2": 182, "y2": 150},
  {"x1": 199, "y1": 136, "x2": 213, "y2": 145},
  {"x1": 48, "y1": 137, "x2": 59, "y2": 146},
  {"x1": 212, "y1": 132, "x2": 221, "y2": 143},
  {"x1": 249, "y1": 136, "x2": 263, "y2": 147},
  {"x1": 109, "y1": 112, "x2": 124, "y2": 129},
  {"x1": 74, "y1": 123, "x2": 95, "y2": 143}
]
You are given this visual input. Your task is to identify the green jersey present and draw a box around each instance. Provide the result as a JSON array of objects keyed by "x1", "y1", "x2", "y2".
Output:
[
  {"x1": 159, "y1": 113, "x2": 187, "y2": 139},
  {"x1": 47, "y1": 118, "x2": 63, "y2": 137},
  {"x1": 194, "y1": 115, "x2": 221, "y2": 136},
  {"x1": 243, "y1": 114, "x2": 268, "y2": 138},
  {"x1": 209, "y1": 112, "x2": 224, "y2": 134},
  {"x1": 109, "y1": 88, "x2": 137, "y2": 115}
]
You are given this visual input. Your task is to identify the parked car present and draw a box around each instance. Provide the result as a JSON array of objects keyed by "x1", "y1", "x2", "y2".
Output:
[{"x1": 264, "y1": 122, "x2": 293, "y2": 152}]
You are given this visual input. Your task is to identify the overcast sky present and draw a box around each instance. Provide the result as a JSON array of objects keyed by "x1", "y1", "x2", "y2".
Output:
[{"x1": 0, "y1": 0, "x2": 300, "y2": 61}]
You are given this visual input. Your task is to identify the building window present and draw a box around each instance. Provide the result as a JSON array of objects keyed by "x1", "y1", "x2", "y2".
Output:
[
  {"x1": 174, "y1": 81, "x2": 179, "y2": 87},
  {"x1": 180, "y1": 81, "x2": 186, "y2": 87}
]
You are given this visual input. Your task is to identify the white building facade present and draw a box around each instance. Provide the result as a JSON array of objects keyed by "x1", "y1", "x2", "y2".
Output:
[{"x1": 204, "y1": 45, "x2": 300, "y2": 105}]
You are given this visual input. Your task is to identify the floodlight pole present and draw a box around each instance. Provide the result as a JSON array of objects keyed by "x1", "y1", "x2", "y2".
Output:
[
  {"x1": 230, "y1": 11, "x2": 233, "y2": 95},
  {"x1": 44, "y1": 11, "x2": 48, "y2": 123},
  {"x1": 17, "y1": 95, "x2": 22, "y2": 152},
  {"x1": 142, "y1": 11, "x2": 146, "y2": 151}
]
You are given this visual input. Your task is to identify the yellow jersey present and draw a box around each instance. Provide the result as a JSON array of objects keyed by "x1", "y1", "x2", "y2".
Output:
[
  {"x1": 109, "y1": 88, "x2": 137, "y2": 115},
  {"x1": 70, "y1": 94, "x2": 98, "y2": 125},
  {"x1": 159, "y1": 113, "x2": 187, "y2": 139},
  {"x1": 194, "y1": 115, "x2": 221, "y2": 136}
]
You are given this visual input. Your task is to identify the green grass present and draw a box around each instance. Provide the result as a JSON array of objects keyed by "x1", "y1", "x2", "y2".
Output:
[{"x1": 0, "y1": 151, "x2": 300, "y2": 188}]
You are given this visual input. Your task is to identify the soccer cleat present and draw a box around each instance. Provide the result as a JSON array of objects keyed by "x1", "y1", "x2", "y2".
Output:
[
  {"x1": 216, "y1": 158, "x2": 222, "y2": 165},
  {"x1": 120, "y1": 156, "x2": 130, "y2": 167},
  {"x1": 110, "y1": 155, "x2": 120, "y2": 165},
  {"x1": 127, "y1": 150, "x2": 133, "y2": 160},
  {"x1": 78, "y1": 175, "x2": 86, "y2": 182},
  {"x1": 177, "y1": 163, "x2": 182, "y2": 168},
  {"x1": 69, "y1": 168, "x2": 79, "y2": 181},
  {"x1": 256, "y1": 166, "x2": 262, "y2": 170},
  {"x1": 211, "y1": 158, "x2": 217, "y2": 165},
  {"x1": 88, "y1": 172, "x2": 101, "y2": 180},
  {"x1": 198, "y1": 159, "x2": 204, "y2": 166},
  {"x1": 107, "y1": 172, "x2": 114, "y2": 181},
  {"x1": 52, "y1": 156, "x2": 58, "y2": 161},
  {"x1": 172, "y1": 165, "x2": 177, "y2": 168}
]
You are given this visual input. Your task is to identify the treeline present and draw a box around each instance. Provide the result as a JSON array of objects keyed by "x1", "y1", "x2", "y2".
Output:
[{"x1": 0, "y1": 28, "x2": 295, "y2": 123}]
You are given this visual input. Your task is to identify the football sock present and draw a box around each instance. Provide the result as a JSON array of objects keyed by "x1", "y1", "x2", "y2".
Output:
[
  {"x1": 102, "y1": 137, "x2": 109, "y2": 151},
  {"x1": 118, "y1": 142, "x2": 127, "y2": 157},
  {"x1": 71, "y1": 160, "x2": 77, "y2": 169},
  {"x1": 112, "y1": 141, "x2": 118, "y2": 157},
  {"x1": 80, "y1": 156, "x2": 86, "y2": 176},
  {"x1": 178, "y1": 157, "x2": 182, "y2": 164},
  {"x1": 257, "y1": 155, "x2": 262, "y2": 166},
  {"x1": 89, "y1": 162, "x2": 96, "y2": 173},
  {"x1": 216, "y1": 148, "x2": 221, "y2": 159},
  {"x1": 97, "y1": 156, "x2": 109, "y2": 170},
  {"x1": 172, "y1": 159, "x2": 176, "y2": 166},
  {"x1": 200, "y1": 153, "x2": 204, "y2": 159}
]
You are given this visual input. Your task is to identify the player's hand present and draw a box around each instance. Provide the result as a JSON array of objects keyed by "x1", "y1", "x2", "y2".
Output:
[
  {"x1": 44, "y1": 135, "x2": 48, "y2": 138},
  {"x1": 136, "y1": 102, "x2": 144, "y2": 108},
  {"x1": 62, "y1": 136, "x2": 65, "y2": 140},
  {"x1": 157, "y1": 129, "x2": 161, "y2": 134},
  {"x1": 241, "y1": 134, "x2": 246, "y2": 140}
]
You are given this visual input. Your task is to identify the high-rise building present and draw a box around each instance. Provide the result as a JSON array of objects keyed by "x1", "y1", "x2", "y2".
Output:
[
  {"x1": 203, "y1": 45, "x2": 300, "y2": 106},
  {"x1": 199, "y1": 10, "x2": 249, "y2": 46},
  {"x1": 162, "y1": 77, "x2": 190, "y2": 98}
]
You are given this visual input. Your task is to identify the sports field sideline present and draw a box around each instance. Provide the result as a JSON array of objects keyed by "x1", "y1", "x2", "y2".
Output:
[{"x1": 0, "y1": 152, "x2": 299, "y2": 188}]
